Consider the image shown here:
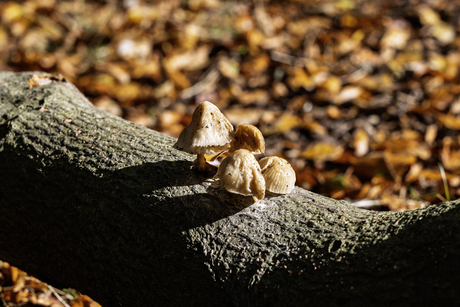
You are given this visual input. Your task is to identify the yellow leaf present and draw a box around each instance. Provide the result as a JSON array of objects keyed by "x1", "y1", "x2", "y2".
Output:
[
  {"x1": 302, "y1": 142, "x2": 344, "y2": 161},
  {"x1": 2, "y1": 2, "x2": 23, "y2": 24},
  {"x1": 287, "y1": 68, "x2": 314, "y2": 91},
  {"x1": 260, "y1": 113, "x2": 302, "y2": 136},
  {"x1": 418, "y1": 6, "x2": 441, "y2": 26},
  {"x1": 437, "y1": 114, "x2": 460, "y2": 130},
  {"x1": 322, "y1": 75, "x2": 342, "y2": 95}
]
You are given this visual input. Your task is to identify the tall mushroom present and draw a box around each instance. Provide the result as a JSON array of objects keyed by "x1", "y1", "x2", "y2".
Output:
[
  {"x1": 173, "y1": 101, "x2": 235, "y2": 171},
  {"x1": 229, "y1": 124, "x2": 265, "y2": 154},
  {"x1": 215, "y1": 149, "x2": 265, "y2": 202},
  {"x1": 259, "y1": 156, "x2": 296, "y2": 194}
]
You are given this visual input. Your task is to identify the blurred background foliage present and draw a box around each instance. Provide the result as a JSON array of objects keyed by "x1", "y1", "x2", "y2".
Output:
[{"x1": 2, "y1": 0, "x2": 460, "y2": 211}]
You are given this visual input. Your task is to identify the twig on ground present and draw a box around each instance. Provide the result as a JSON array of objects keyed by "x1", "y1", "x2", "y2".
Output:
[{"x1": 48, "y1": 285, "x2": 71, "y2": 307}]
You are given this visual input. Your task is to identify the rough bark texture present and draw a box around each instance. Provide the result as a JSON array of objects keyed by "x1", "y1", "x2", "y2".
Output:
[{"x1": 0, "y1": 71, "x2": 459, "y2": 307}]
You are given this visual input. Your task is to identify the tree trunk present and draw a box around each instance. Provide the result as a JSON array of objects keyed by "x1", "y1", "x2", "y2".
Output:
[{"x1": 0, "y1": 71, "x2": 459, "y2": 307}]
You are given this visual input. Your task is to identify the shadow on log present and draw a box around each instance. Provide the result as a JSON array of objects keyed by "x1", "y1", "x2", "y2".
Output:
[{"x1": 0, "y1": 71, "x2": 459, "y2": 306}]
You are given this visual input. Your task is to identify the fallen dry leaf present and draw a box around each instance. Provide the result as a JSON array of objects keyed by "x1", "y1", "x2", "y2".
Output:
[
  {"x1": 302, "y1": 142, "x2": 344, "y2": 162},
  {"x1": 4, "y1": 0, "x2": 460, "y2": 213},
  {"x1": 351, "y1": 128, "x2": 369, "y2": 157},
  {"x1": 28, "y1": 74, "x2": 65, "y2": 88},
  {"x1": 260, "y1": 113, "x2": 302, "y2": 136},
  {"x1": 70, "y1": 295, "x2": 102, "y2": 307}
]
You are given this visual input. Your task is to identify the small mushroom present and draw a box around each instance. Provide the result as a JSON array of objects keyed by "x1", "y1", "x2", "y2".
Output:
[
  {"x1": 173, "y1": 101, "x2": 235, "y2": 171},
  {"x1": 230, "y1": 124, "x2": 265, "y2": 154},
  {"x1": 216, "y1": 149, "x2": 265, "y2": 202},
  {"x1": 258, "y1": 156, "x2": 296, "y2": 194}
]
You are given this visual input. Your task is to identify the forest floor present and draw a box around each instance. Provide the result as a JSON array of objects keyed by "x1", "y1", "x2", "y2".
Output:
[{"x1": 1, "y1": 0, "x2": 460, "y2": 305}]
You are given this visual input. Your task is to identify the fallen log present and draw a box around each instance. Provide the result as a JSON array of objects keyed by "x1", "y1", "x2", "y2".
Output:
[{"x1": 0, "y1": 71, "x2": 459, "y2": 306}]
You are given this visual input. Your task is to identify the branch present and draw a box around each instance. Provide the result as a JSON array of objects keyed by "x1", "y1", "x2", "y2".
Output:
[{"x1": 0, "y1": 71, "x2": 459, "y2": 306}]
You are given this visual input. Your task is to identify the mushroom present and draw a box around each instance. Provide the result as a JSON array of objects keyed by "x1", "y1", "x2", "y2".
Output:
[
  {"x1": 229, "y1": 124, "x2": 265, "y2": 154},
  {"x1": 216, "y1": 149, "x2": 265, "y2": 202},
  {"x1": 258, "y1": 156, "x2": 296, "y2": 194},
  {"x1": 173, "y1": 101, "x2": 235, "y2": 171}
]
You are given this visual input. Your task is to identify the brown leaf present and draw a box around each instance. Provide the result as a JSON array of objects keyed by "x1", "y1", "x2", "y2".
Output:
[
  {"x1": 272, "y1": 81, "x2": 289, "y2": 98},
  {"x1": 287, "y1": 68, "x2": 314, "y2": 91},
  {"x1": 26, "y1": 277, "x2": 48, "y2": 292},
  {"x1": 335, "y1": 30, "x2": 364, "y2": 55},
  {"x1": 303, "y1": 121, "x2": 328, "y2": 136},
  {"x1": 164, "y1": 45, "x2": 210, "y2": 71},
  {"x1": 424, "y1": 124, "x2": 438, "y2": 145},
  {"x1": 165, "y1": 69, "x2": 191, "y2": 89},
  {"x1": 350, "y1": 153, "x2": 390, "y2": 179},
  {"x1": 10, "y1": 265, "x2": 20, "y2": 283},
  {"x1": 238, "y1": 89, "x2": 269, "y2": 106},
  {"x1": 260, "y1": 113, "x2": 302, "y2": 136},
  {"x1": 351, "y1": 128, "x2": 369, "y2": 157},
  {"x1": 404, "y1": 162, "x2": 423, "y2": 184},
  {"x1": 380, "y1": 19, "x2": 411, "y2": 50},
  {"x1": 441, "y1": 137, "x2": 460, "y2": 170},
  {"x1": 158, "y1": 110, "x2": 184, "y2": 137},
  {"x1": 110, "y1": 82, "x2": 150, "y2": 106},
  {"x1": 246, "y1": 28, "x2": 265, "y2": 54},
  {"x1": 28, "y1": 74, "x2": 65, "y2": 88},
  {"x1": 180, "y1": 24, "x2": 200, "y2": 50},
  {"x1": 224, "y1": 108, "x2": 263, "y2": 126},
  {"x1": 131, "y1": 59, "x2": 162, "y2": 82},
  {"x1": 326, "y1": 105, "x2": 342, "y2": 119},
  {"x1": 241, "y1": 53, "x2": 271, "y2": 76},
  {"x1": 218, "y1": 57, "x2": 240, "y2": 80},
  {"x1": 384, "y1": 151, "x2": 417, "y2": 184},
  {"x1": 71, "y1": 295, "x2": 101, "y2": 307},
  {"x1": 102, "y1": 62, "x2": 131, "y2": 85}
]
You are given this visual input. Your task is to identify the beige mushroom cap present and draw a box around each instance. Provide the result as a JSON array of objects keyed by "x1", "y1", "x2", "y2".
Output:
[
  {"x1": 216, "y1": 149, "x2": 265, "y2": 201},
  {"x1": 259, "y1": 156, "x2": 296, "y2": 194},
  {"x1": 173, "y1": 101, "x2": 235, "y2": 154},
  {"x1": 230, "y1": 124, "x2": 265, "y2": 154}
]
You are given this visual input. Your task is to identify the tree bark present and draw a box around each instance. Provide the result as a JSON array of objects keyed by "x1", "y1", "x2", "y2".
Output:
[{"x1": 0, "y1": 71, "x2": 459, "y2": 307}]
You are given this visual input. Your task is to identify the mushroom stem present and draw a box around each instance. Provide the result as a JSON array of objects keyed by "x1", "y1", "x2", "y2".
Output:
[{"x1": 196, "y1": 154, "x2": 207, "y2": 171}]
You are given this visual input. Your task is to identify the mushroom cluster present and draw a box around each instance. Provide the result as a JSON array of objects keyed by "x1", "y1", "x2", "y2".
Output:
[{"x1": 173, "y1": 101, "x2": 296, "y2": 202}]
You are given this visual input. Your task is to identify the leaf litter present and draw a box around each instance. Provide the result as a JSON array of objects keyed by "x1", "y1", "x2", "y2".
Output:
[
  {"x1": 0, "y1": 261, "x2": 100, "y2": 307},
  {"x1": 2, "y1": 0, "x2": 460, "y2": 208}
]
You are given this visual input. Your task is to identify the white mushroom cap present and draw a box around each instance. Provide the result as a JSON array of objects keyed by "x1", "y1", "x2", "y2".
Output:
[
  {"x1": 173, "y1": 101, "x2": 235, "y2": 154},
  {"x1": 259, "y1": 156, "x2": 296, "y2": 194},
  {"x1": 230, "y1": 124, "x2": 265, "y2": 154},
  {"x1": 216, "y1": 149, "x2": 265, "y2": 201}
]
